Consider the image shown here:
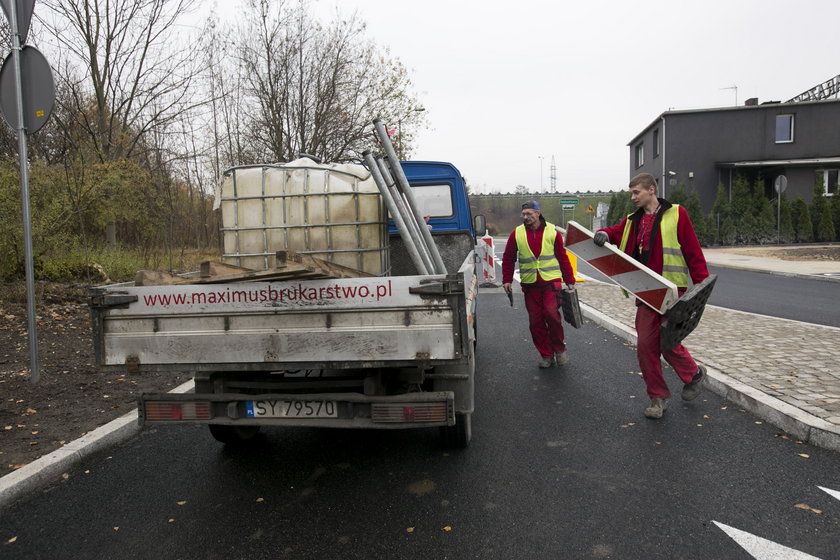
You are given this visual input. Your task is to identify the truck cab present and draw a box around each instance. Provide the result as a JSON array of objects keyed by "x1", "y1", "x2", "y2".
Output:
[{"x1": 388, "y1": 161, "x2": 484, "y2": 276}]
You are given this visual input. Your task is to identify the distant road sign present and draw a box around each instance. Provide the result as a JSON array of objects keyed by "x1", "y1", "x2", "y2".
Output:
[
  {"x1": 562, "y1": 204, "x2": 575, "y2": 210},
  {"x1": 559, "y1": 198, "x2": 578, "y2": 205},
  {"x1": 774, "y1": 175, "x2": 787, "y2": 193},
  {"x1": 585, "y1": 204, "x2": 595, "y2": 214}
]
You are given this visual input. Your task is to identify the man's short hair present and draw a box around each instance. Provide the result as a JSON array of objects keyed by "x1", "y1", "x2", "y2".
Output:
[{"x1": 629, "y1": 173, "x2": 657, "y2": 192}]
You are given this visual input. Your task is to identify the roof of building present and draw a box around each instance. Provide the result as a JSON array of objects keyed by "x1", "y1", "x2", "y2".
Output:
[{"x1": 627, "y1": 97, "x2": 840, "y2": 146}]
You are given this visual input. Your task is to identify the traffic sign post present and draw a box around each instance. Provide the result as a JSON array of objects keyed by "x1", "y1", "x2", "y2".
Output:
[
  {"x1": 0, "y1": 0, "x2": 55, "y2": 384},
  {"x1": 774, "y1": 175, "x2": 787, "y2": 245}
]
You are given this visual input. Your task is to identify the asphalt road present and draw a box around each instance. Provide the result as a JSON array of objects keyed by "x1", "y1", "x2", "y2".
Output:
[{"x1": 2, "y1": 292, "x2": 838, "y2": 559}]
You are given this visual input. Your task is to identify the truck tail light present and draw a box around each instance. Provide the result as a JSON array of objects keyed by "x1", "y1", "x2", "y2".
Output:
[
  {"x1": 371, "y1": 403, "x2": 448, "y2": 423},
  {"x1": 145, "y1": 401, "x2": 212, "y2": 421}
]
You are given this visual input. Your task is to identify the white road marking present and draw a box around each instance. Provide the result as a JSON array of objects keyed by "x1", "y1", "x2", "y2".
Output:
[
  {"x1": 713, "y1": 521, "x2": 823, "y2": 560},
  {"x1": 818, "y1": 486, "x2": 840, "y2": 501}
]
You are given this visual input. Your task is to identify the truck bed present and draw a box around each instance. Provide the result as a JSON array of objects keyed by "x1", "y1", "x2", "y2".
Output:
[{"x1": 90, "y1": 255, "x2": 476, "y2": 374}]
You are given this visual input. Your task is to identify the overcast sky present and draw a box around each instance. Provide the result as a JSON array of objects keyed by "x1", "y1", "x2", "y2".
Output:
[{"x1": 213, "y1": 0, "x2": 839, "y2": 194}]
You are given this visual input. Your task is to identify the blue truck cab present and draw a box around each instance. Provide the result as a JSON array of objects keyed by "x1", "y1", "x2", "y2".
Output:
[{"x1": 387, "y1": 161, "x2": 485, "y2": 276}]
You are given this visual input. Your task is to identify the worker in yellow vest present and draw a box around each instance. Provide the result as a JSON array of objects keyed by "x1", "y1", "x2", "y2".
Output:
[
  {"x1": 502, "y1": 201, "x2": 576, "y2": 368},
  {"x1": 594, "y1": 173, "x2": 710, "y2": 420}
]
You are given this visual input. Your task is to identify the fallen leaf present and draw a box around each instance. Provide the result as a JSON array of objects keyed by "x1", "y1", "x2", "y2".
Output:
[
  {"x1": 168, "y1": 519, "x2": 175, "y2": 523},
  {"x1": 442, "y1": 526, "x2": 452, "y2": 532},
  {"x1": 755, "y1": 421, "x2": 763, "y2": 425},
  {"x1": 177, "y1": 501, "x2": 187, "y2": 506},
  {"x1": 703, "y1": 415, "x2": 710, "y2": 419},
  {"x1": 256, "y1": 497, "x2": 265, "y2": 503},
  {"x1": 4, "y1": 426, "x2": 12, "y2": 431},
  {"x1": 797, "y1": 453, "x2": 810, "y2": 459},
  {"x1": 62, "y1": 473, "x2": 69, "y2": 480},
  {"x1": 406, "y1": 527, "x2": 415, "y2": 533},
  {"x1": 11, "y1": 464, "x2": 27, "y2": 470},
  {"x1": 7, "y1": 536, "x2": 17, "y2": 544},
  {"x1": 696, "y1": 424, "x2": 703, "y2": 427},
  {"x1": 24, "y1": 408, "x2": 37, "y2": 414},
  {"x1": 794, "y1": 503, "x2": 822, "y2": 514},
  {"x1": 113, "y1": 527, "x2": 120, "y2": 532}
]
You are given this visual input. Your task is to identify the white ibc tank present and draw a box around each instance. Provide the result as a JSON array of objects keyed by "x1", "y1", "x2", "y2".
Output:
[{"x1": 214, "y1": 158, "x2": 386, "y2": 274}]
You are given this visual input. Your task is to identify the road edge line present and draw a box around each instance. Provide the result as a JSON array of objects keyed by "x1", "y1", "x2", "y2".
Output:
[{"x1": 0, "y1": 379, "x2": 195, "y2": 510}]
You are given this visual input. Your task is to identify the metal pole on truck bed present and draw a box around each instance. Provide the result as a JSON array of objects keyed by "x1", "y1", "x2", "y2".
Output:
[
  {"x1": 375, "y1": 156, "x2": 435, "y2": 274},
  {"x1": 372, "y1": 118, "x2": 447, "y2": 274},
  {"x1": 363, "y1": 150, "x2": 429, "y2": 275}
]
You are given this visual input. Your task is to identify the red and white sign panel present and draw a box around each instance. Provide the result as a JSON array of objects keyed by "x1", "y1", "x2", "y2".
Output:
[
  {"x1": 478, "y1": 235, "x2": 496, "y2": 282},
  {"x1": 564, "y1": 221, "x2": 678, "y2": 314}
]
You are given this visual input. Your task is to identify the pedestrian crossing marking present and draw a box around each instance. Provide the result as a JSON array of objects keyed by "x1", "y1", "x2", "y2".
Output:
[{"x1": 713, "y1": 521, "x2": 823, "y2": 560}]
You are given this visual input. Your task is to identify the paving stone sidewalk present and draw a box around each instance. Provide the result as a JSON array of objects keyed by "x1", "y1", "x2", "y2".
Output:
[{"x1": 576, "y1": 280, "x2": 840, "y2": 451}]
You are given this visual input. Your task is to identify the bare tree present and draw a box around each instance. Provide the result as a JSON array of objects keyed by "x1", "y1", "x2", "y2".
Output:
[
  {"x1": 237, "y1": 0, "x2": 424, "y2": 163},
  {"x1": 38, "y1": 0, "x2": 205, "y2": 164}
]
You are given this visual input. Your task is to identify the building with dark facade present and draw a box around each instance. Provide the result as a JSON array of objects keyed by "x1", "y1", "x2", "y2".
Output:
[{"x1": 628, "y1": 87, "x2": 840, "y2": 213}]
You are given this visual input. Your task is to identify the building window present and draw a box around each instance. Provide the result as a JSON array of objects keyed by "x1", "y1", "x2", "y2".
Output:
[
  {"x1": 653, "y1": 129, "x2": 660, "y2": 158},
  {"x1": 818, "y1": 170, "x2": 839, "y2": 196},
  {"x1": 635, "y1": 142, "x2": 644, "y2": 168},
  {"x1": 775, "y1": 114, "x2": 794, "y2": 143}
]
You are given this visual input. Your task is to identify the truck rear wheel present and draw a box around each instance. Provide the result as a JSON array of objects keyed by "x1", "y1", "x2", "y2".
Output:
[
  {"x1": 208, "y1": 424, "x2": 261, "y2": 444},
  {"x1": 440, "y1": 413, "x2": 471, "y2": 448}
]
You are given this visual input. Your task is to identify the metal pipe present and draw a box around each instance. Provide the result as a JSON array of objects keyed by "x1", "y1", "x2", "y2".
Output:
[
  {"x1": 372, "y1": 118, "x2": 447, "y2": 274},
  {"x1": 363, "y1": 150, "x2": 429, "y2": 275},
  {"x1": 375, "y1": 156, "x2": 435, "y2": 273}
]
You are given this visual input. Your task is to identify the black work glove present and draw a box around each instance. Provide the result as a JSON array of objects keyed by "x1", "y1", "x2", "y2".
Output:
[{"x1": 593, "y1": 231, "x2": 608, "y2": 247}]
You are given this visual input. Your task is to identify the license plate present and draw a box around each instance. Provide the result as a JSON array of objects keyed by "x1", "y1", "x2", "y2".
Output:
[{"x1": 246, "y1": 399, "x2": 338, "y2": 418}]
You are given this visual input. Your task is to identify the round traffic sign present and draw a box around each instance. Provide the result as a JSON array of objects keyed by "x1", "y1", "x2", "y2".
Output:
[
  {"x1": 0, "y1": 45, "x2": 55, "y2": 134},
  {"x1": 774, "y1": 175, "x2": 788, "y2": 193}
]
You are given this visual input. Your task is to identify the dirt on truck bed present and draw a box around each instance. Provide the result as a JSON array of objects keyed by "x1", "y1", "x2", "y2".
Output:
[{"x1": 0, "y1": 284, "x2": 188, "y2": 477}]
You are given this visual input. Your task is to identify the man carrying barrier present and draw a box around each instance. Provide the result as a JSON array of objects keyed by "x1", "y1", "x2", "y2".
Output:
[{"x1": 566, "y1": 173, "x2": 716, "y2": 419}]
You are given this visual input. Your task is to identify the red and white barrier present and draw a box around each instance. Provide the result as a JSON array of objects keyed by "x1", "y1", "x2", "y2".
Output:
[
  {"x1": 477, "y1": 235, "x2": 497, "y2": 282},
  {"x1": 564, "y1": 221, "x2": 678, "y2": 314}
]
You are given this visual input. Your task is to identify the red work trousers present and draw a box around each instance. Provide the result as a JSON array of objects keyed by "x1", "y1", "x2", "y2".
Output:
[
  {"x1": 523, "y1": 284, "x2": 566, "y2": 358},
  {"x1": 635, "y1": 303, "x2": 698, "y2": 399}
]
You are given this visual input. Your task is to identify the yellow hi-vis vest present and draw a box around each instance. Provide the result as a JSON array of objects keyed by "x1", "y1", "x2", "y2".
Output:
[
  {"x1": 515, "y1": 222, "x2": 563, "y2": 284},
  {"x1": 619, "y1": 205, "x2": 689, "y2": 287}
]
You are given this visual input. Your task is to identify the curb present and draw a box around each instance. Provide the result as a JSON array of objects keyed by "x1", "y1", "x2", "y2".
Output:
[
  {"x1": 579, "y1": 301, "x2": 840, "y2": 453},
  {"x1": 0, "y1": 379, "x2": 195, "y2": 510},
  {"x1": 706, "y1": 261, "x2": 840, "y2": 284}
]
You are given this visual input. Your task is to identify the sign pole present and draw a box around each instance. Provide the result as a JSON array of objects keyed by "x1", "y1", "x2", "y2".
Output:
[{"x1": 9, "y1": 0, "x2": 40, "y2": 383}]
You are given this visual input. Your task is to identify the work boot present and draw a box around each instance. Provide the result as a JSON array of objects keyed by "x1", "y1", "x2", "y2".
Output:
[
  {"x1": 538, "y1": 356, "x2": 553, "y2": 368},
  {"x1": 644, "y1": 398, "x2": 668, "y2": 419},
  {"x1": 681, "y1": 365, "x2": 707, "y2": 401},
  {"x1": 554, "y1": 352, "x2": 568, "y2": 366}
]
